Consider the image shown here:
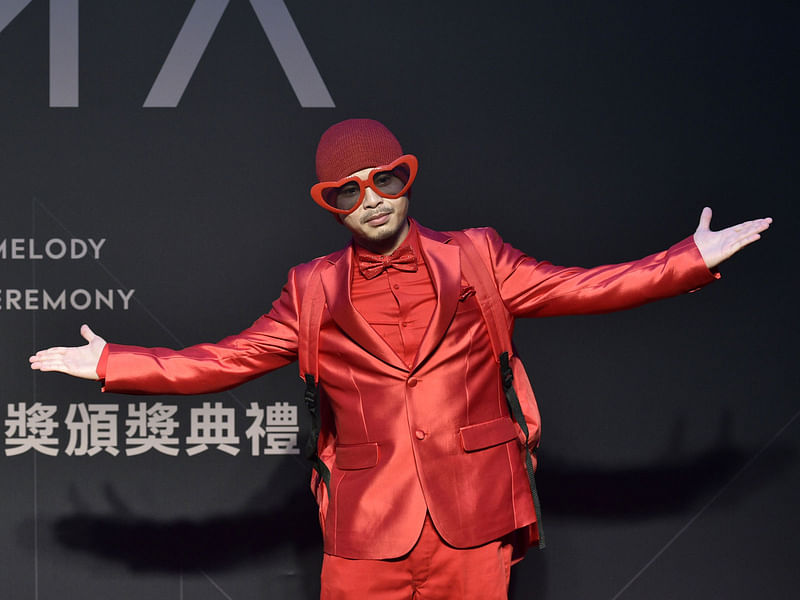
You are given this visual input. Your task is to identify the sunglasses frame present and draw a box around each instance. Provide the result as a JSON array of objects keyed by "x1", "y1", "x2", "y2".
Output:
[{"x1": 310, "y1": 154, "x2": 418, "y2": 215}]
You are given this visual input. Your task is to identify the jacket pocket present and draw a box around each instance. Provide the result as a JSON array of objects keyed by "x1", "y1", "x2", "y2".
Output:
[
  {"x1": 334, "y1": 442, "x2": 379, "y2": 470},
  {"x1": 459, "y1": 417, "x2": 517, "y2": 452},
  {"x1": 455, "y1": 286, "x2": 480, "y2": 313}
]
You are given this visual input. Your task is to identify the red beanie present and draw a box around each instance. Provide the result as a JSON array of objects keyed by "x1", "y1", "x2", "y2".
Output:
[{"x1": 315, "y1": 119, "x2": 403, "y2": 182}]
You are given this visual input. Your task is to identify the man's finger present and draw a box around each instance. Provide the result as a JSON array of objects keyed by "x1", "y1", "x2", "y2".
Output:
[
  {"x1": 735, "y1": 233, "x2": 762, "y2": 251},
  {"x1": 727, "y1": 220, "x2": 771, "y2": 242},
  {"x1": 32, "y1": 359, "x2": 65, "y2": 372},
  {"x1": 696, "y1": 206, "x2": 713, "y2": 232},
  {"x1": 29, "y1": 348, "x2": 66, "y2": 362},
  {"x1": 80, "y1": 324, "x2": 95, "y2": 343}
]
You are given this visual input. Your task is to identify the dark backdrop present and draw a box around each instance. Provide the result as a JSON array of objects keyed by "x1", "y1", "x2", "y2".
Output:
[{"x1": 1, "y1": 1, "x2": 797, "y2": 598}]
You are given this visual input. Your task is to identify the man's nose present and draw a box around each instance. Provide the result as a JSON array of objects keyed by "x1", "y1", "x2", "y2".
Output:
[{"x1": 362, "y1": 186, "x2": 383, "y2": 208}]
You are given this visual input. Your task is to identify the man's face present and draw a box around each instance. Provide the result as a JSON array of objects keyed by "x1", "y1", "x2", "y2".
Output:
[{"x1": 338, "y1": 165, "x2": 410, "y2": 255}]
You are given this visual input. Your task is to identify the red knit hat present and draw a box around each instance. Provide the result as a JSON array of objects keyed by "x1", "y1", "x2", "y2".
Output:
[{"x1": 315, "y1": 119, "x2": 403, "y2": 182}]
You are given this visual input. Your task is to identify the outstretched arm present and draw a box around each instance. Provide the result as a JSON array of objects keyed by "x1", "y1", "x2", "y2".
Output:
[
  {"x1": 28, "y1": 264, "x2": 305, "y2": 395},
  {"x1": 693, "y1": 206, "x2": 772, "y2": 269},
  {"x1": 29, "y1": 324, "x2": 106, "y2": 380},
  {"x1": 473, "y1": 207, "x2": 772, "y2": 319}
]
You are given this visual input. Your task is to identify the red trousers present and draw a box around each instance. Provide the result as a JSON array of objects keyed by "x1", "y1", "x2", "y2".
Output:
[{"x1": 320, "y1": 513, "x2": 514, "y2": 599}]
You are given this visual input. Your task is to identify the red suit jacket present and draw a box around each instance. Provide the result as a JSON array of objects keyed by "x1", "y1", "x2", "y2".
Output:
[{"x1": 103, "y1": 221, "x2": 716, "y2": 559}]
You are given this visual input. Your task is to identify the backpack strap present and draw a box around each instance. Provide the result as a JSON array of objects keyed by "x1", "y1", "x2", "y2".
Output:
[
  {"x1": 452, "y1": 230, "x2": 546, "y2": 548},
  {"x1": 451, "y1": 232, "x2": 508, "y2": 361},
  {"x1": 298, "y1": 260, "x2": 331, "y2": 496}
]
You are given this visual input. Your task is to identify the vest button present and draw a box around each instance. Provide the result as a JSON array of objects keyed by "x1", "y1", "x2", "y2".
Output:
[
  {"x1": 415, "y1": 429, "x2": 426, "y2": 440},
  {"x1": 407, "y1": 377, "x2": 419, "y2": 387}
]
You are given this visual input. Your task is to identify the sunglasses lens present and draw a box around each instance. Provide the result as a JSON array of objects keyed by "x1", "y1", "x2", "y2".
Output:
[
  {"x1": 371, "y1": 164, "x2": 411, "y2": 197},
  {"x1": 321, "y1": 181, "x2": 362, "y2": 211}
]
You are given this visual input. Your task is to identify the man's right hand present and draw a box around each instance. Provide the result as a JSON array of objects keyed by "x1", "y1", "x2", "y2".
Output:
[{"x1": 29, "y1": 324, "x2": 106, "y2": 380}]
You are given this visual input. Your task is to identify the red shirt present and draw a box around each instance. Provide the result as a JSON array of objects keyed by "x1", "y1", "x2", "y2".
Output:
[{"x1": 350, "y1": 220, "x2": 436, "y2": 367}]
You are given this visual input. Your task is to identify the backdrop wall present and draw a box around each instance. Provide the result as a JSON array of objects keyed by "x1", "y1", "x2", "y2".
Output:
[{"x1": 1, "y1": 1, "x2": 797, "y2": 598}]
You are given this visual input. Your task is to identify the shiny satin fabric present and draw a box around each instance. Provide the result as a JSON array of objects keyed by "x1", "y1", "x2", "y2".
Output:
[
  {"x1": 104, "y1": 220, "x2": 717, "y2": 559},
  {"x1": 320, "y1": 513, "x2": 513, "y2": 599}
]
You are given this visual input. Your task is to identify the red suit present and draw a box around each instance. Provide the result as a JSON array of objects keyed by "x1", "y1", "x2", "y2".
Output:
[{"x1": 102, "y1": 220, "x2": 716, "y2": 560}]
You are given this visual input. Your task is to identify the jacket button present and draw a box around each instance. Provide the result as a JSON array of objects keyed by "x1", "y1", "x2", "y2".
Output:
[
  {"x1": 407, "y1": 377, "x2": 419, "y2": 387},
  {"x1": 415, "y1": 429, "x2": 426, "y2": 440}
]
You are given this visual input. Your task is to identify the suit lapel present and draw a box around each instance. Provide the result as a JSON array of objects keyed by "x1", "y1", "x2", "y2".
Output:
[
  {"x1": 319, "y1": 221, "x2": 462, "y2": 372},
  {"x1": 411, "y1": 223, "x2": 461, "y2": 370},
  {"x1": 321, "y1": 243, "x2": 408, "y2": 371}
]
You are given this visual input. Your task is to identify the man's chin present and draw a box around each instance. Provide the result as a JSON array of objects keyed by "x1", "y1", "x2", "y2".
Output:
[
  {"x1": 354, "y1": 218, "x2": 408, "y2": 252},
  {"x1": 361, "y1": 227, "x2": 394, "y2": 242}
]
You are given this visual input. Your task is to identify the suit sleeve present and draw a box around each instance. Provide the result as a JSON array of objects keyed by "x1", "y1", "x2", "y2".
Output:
[
  {"x1": 469, "y1": 227, "x2": 719, "y2": 318},
  {"x1": 102, "y1": 266, "x2": 303, "y2": 395}
]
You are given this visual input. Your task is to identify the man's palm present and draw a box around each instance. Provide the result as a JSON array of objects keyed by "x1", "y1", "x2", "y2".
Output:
[
  {"x1": 693, "y1": 207, "x2": 771, "y2": 269},
  {"x1": 29, "y1": 324, "x2": 106, "y2": 380}
]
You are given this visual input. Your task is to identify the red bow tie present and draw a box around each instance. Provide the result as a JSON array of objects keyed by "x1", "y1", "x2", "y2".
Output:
[{"x1": 358, "y1": 247, "x2": 418, "y2": 279}]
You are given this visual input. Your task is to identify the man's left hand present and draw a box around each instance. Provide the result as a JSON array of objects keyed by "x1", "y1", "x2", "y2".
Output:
[{"x1": 693, "y1": 207, "x2": 772, "y2": 269}]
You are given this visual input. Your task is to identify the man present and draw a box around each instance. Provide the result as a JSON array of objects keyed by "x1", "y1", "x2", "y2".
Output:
[{"x1": 30, "y1": 119, "x2": 771, "y2": 599}]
